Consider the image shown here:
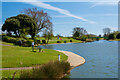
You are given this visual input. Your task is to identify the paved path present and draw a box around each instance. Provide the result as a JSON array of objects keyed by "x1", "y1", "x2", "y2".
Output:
[
  {"x1": 0, "y1": 67, "x2": 33, "y2": 70},
  {"x1": 0, "y1": 50, "x2": 85, "y2": 70},
  {"x1": 57, "y1": 50, "x2": 86, "y2": 67}
]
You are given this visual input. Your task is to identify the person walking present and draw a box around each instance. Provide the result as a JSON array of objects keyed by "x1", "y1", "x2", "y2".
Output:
[
  {"x1": 32, "y1": 41, "x2": 34, "y2": 51},
  {"x1": 19, "y1": 39, "x2": 22, "y2": 47}
]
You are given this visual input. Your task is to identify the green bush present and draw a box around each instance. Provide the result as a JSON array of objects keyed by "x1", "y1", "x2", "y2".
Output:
[
  {"x1": 57, "y1": 41, "x2": 61, "y2": 43},
  {"x1": 9, "y1": 38, "x2": 16, "y2": 43},
  {"x1": 70, "y1": 40, "x2": 72, "y2": 42},
  {"x1": 108, "y1": 33, "x2": 115, "y2": 39},
  {"x1": 42, "y1": 40, "x2": 46, "y2": 44},
  {"x1": 64, "y1": 41, "x2": 66, "y2": 43},
  {"x1": 96, "y1": 38, "x2": 99, "y2": 41},
  {"x1": 75, "y1": 37, "x2": 81, "y2": 40},
  {"x1": 81, "y1": 35, "x2": 88, "y2": 41},
  {"x1": 20, "y1": 61, "x2": 70, "y2": 78},
  {"x1": 116, "y1": 33, "x2": 120, "y2": 39},
  {"x1": 26, "y1": 39, "x2": 34, "y2": 47},
  {"x1": 2, "y1": 36, "x2": 10, "y2": 42},
  {"x1": 37, "y1": 40, "x2": 41, "y2": 44}
]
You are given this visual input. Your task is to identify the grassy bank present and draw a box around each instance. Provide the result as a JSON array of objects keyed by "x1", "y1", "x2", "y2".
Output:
[
  {"x1": 108, "y1": 39, "x2": 120, "y2": 41},
  {"x1": 2, "y1": 70, "x2": 21, "y2": 78},
  {"x1": 36, "y1": 37, "x2": 83, "y2": 44},
  {"x1": 2, "y1": 42, "x2": 67, "y2": 68},
  {"x1": 2, "y1": 61, "x2": 70, "y2": 79}
]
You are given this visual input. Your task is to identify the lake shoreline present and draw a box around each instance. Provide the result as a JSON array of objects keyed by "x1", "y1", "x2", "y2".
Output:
[
  {"x1": 1, "y1": 50, "x2": 85, "y2": 70},
  {"x1": 57, "y1": 50, "x2": 86, "y2": 68}
]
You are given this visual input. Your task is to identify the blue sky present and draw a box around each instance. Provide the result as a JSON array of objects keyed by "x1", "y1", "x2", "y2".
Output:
[{"x1": 1, "y1": 1, "x2": 118, "y2": 36}]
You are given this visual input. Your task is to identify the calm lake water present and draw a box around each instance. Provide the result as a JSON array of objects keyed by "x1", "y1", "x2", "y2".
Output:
[{"x1": 40, "y1": 40, "x2": 118, "y2": 78}]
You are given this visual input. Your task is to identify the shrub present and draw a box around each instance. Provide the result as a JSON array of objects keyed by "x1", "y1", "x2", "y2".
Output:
[
  {"x1": 81, "y1": 35, "x2": 88, "y2": 41},
  {"x1": 70, "y1": 40, "x2": 72, "y2": 42},
  {"x1": 15, "y1": 40, "x2": 20, "y2": 45},
  {"x1": 26, "y1": 40, "x2": 34, "y2": 47},
  {"x1": 96, "y1": 38, "x2": 99, "y2": 41},
  {"x1": 9, "y1": 38, "x2": 16, "y2": 43},
  {"x1": 64, "y1": 41, "x2": 66, "y2": 43},
  {"x1": 67, "y1": 37, "x2": 71, "y2": 39},
  {"x1": 108, "y1": 33, "x2": 115, "y2": 39},
  {"x1": 37, "y1": 40, "x2": 41, "y2": 44},
  {"x1": 42, "y1": 40, "x2": 46, "y2": 44},
  {"x1": 20, "y1": 61, "x2": 70, "y2": 78},
  {"x1": 75, "y1": 37, "x2": 81, "y2": 40},
  {"x1": 57, "y1": 41, "x2": 61, "y2": 43},
  {"x1": 22, "y1": 43, "x2": 30, "y2": 47},
  {"x1": 116, "y1": 33, "x2": 120, "y2": 39},
  {"x1": 2, "y1": 36, "x2": 10, "y2": 42},
  {"x1": 34, "y1": 39, "x2": 37, "y2": 44}
]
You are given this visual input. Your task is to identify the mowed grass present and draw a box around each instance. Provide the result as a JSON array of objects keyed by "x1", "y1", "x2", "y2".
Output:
[
  {"x1": 2, "y1": 70, "x2": 21, "y2": 78},
  {"x1": 36, "y1": 37, "x2": 82, "y2": 44},
  {"x1": 2, "y1": 43, "x2": 68, "y2": 68}
]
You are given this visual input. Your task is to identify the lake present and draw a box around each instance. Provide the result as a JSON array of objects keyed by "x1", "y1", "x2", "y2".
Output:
[{"x1": 39, "y1": 40, "x2": 118, "y2": 78}]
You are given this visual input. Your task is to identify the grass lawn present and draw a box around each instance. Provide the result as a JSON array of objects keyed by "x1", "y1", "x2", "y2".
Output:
[
  {"x1": 36, "y1": 37, "x2": 82, "y2": 44},
  {"x1": 2, "y1": 42, "x2": 68, "y2": 68},
  {"x1": 2, "y1": 70, "x2": 21, "y2": 78}
]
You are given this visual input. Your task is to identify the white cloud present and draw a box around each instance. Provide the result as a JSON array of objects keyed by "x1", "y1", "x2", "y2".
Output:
[
  {"x1": 52, "y1": 15, "x2": 70, "y2": 18},
  {"x1": 3, "y1": 0, "x2": 95, "y2": 24},
  {"x1": 90, "y1": 2, "x2": 118, "y2": 8},
  {"x1": 27, "y1": 1, "x2": 95, "y2": 24}
]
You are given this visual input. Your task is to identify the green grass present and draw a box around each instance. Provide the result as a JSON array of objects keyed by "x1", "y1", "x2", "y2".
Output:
[
  {"x1": 2, "y1": 70, "x2": 21, "y2": 78},
  {"x1": 2, "y1": 42, "x2": 68, "y2": 68},
  {"x1": 36, "y1": 37, "x2": 82, "y2": 44}
]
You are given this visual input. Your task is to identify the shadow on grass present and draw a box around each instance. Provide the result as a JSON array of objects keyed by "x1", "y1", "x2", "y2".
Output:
[{"x1": 31, "y1": 51, "x2": 37, "y2": 52}]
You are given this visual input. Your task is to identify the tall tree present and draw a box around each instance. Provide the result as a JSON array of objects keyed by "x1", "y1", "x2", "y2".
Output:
[
  {"x1": 2, "y1": 18, "x2": 21, "y2": 36},
  {"x1": 2, "y1": 14, "x2": 37, "y2": 39},
  {"x1": 103, "y1": 28, "x2": 111, "y2": 36},
  {"x1": 73, "y1": 27, "x2": 87, "y2": 37},
  {"x1": 21, "y1": 8, "x2": 52, "y2": 35},
  {"x1": 42, "y1": 23, "x2": 53, "y2": 44}
]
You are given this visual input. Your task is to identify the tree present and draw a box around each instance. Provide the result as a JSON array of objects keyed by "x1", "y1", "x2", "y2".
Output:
[
  {"x1": 21, "y1": 8, "x2": 52, "y2": 37},
  {"x1": 2, "y1": 18, "x2": 20, "y2": 36},
  {"x1": 108, "y1": 33, "x2": 115, "y2": 39},
  {"x1": 103, "y1": 28, "x2": 111, "y2": 37},
  {"x1": 73, "y1": 27, "x2": 87, "y2": 38},
  {"x1": 42, "y1": 24, "x2": 53, "y2": 44},
  {"x1": 99, "y1": 35, "x2": 101, "y2": 37},
  {"x1": 73, "y1": 31, "x2": 80, "y2": 38},
  {"x1": 2, "y1": 14, "x2": 37, "y2": 39},
  {"x1": 81, "y1": 35, "x2": 88, "y2": 41},
  {"x1": 116, "y1": 33, "x2": 120, "y2": 39}
]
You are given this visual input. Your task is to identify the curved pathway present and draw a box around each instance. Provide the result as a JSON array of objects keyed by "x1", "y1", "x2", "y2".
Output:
[
  {"x1": 0, "y1": 50, "x2": 85, "y2": 70},
  {"x1": 57, "y1": 50, "x2": 85, "y2": 68}
]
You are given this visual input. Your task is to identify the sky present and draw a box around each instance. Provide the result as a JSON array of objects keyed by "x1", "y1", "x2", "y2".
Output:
[{"x1": 1, "y1": 0, "x2": 118, "y2": 36}]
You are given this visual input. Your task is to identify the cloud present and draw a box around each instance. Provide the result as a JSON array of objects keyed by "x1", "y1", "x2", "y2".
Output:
[
  {"x1": 90, "y1": 2, "x2": 118, "y2": 8},
  {"x1": 27, "y1": 1, "x2": 95, "y2": 24},
  {"x1": 3, "y1": 0, "x2": 95, "y2": 24}
]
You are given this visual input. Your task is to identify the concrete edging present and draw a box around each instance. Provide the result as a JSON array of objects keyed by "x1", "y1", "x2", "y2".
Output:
[{"x1": 56, "y1": 50, "x2": 86, "y2": 68}]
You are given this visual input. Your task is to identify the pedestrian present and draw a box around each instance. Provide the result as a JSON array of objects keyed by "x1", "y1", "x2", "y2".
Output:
[
  {"x1": 32, "y1": 41, "x2": 34, "y2": 51},
  {"x1": 19, "y1": 39, "x2": 22, "y2": 47}
]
